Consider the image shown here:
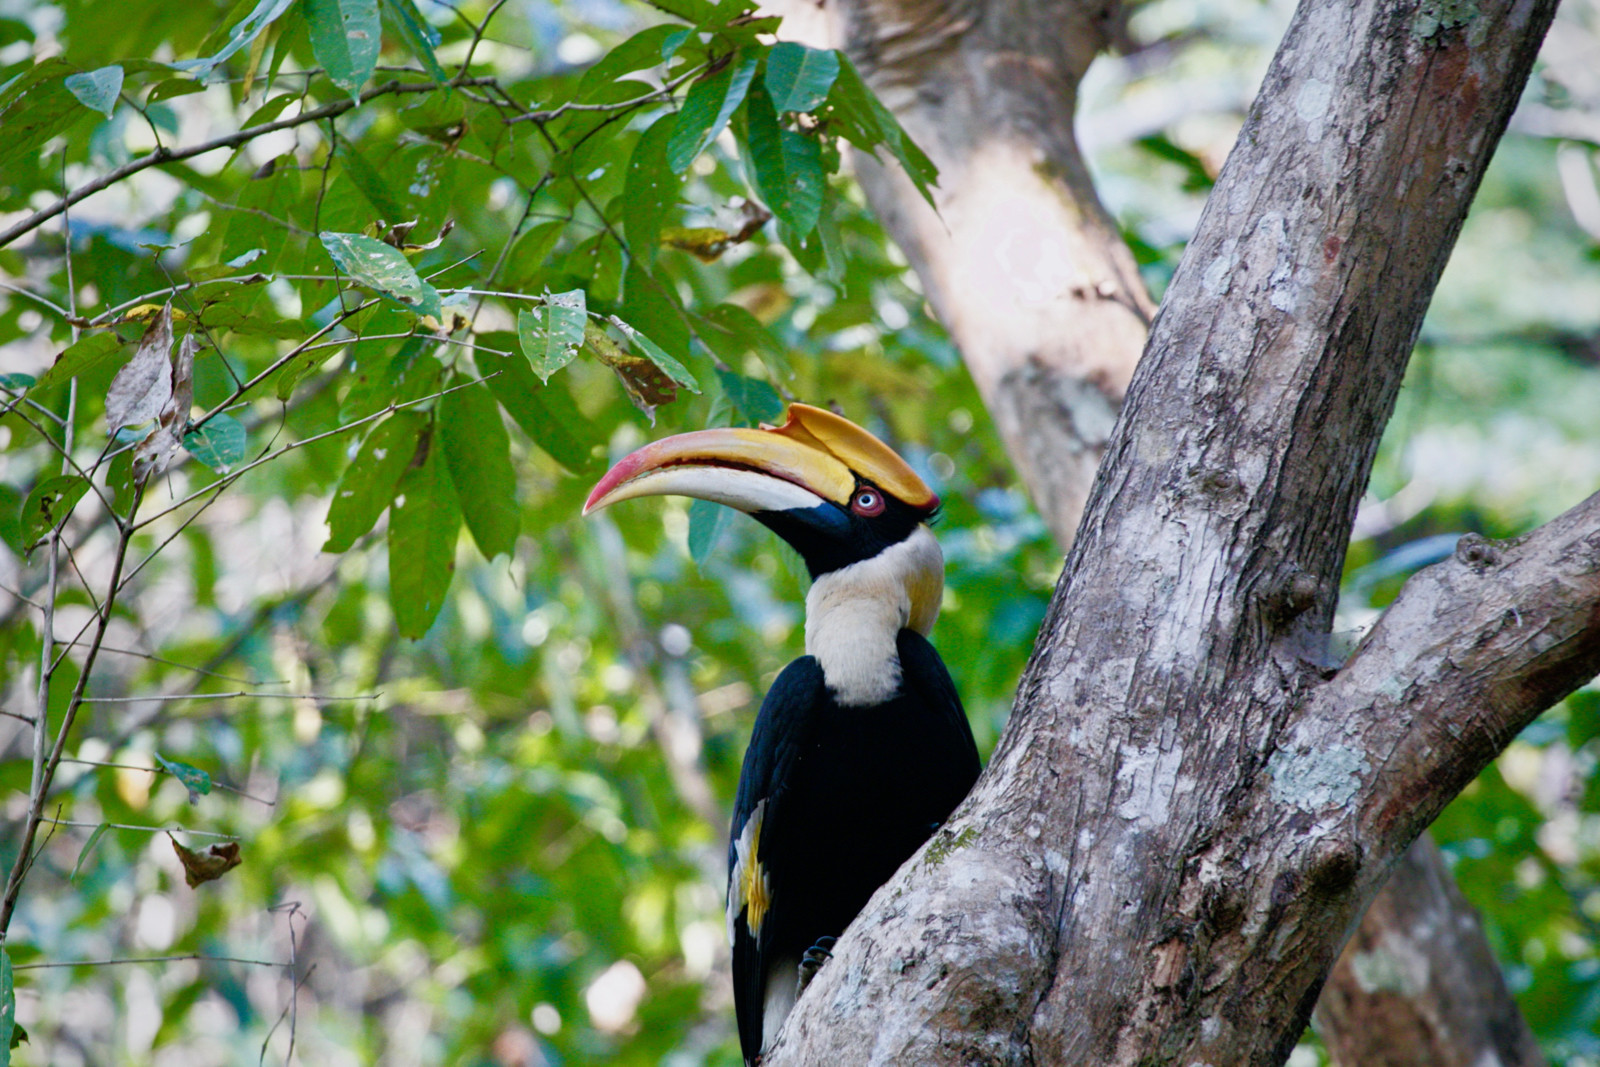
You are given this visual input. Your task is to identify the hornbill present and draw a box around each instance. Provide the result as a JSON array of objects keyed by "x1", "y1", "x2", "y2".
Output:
[{"x1": 584, "y1": 403, "x2": 980, "y2": 1064}]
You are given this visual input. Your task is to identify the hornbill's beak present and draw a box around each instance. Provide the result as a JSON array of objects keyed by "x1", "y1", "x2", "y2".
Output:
[{"x1": 583, "y1": 403, "x2": 938, "y2": 518}]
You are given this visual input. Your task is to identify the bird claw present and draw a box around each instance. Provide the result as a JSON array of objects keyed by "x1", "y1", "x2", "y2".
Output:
[{"x1": 797, "y1": 936, "x2": 838, "y2": 993}]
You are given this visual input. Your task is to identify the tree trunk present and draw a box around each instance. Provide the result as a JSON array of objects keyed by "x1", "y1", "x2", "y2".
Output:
[
  {"x1": 776, "y1": 0, "x2": 1558, "y2": 1062},
  {"x1": 763, "y1": 0, "x2": 1600, "y2": 1062},
  {"x1": 1314, "y1": 835, "x2": 1545, "y2": 1067}
]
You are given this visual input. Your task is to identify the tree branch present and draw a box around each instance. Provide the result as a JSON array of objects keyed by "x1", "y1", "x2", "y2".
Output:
[{"x1": 766, "y1": 0, "x2": 1567, "y2": 1061}]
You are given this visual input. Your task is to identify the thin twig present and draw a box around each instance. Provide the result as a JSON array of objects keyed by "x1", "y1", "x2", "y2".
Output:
[
  {"x1": 0, "y1": 77, "x2": 500, "y2": 250},
  {"x1": 41, "y1": 818, "x2": 239, "y2": 839},
  {"x1": 14, "y1": 952, "x2": 281, "y2": 970},
  {"x1": 79, "y1": 689, "x2": 375, "y2": 703},
  {"x1": 58, "y1": 758, "x2": 277, "y2": 806}
]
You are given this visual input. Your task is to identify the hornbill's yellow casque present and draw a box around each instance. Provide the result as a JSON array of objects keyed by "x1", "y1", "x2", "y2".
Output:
[{"x1": 583, "y1": 403, "x2": 980, "y2": 1064}]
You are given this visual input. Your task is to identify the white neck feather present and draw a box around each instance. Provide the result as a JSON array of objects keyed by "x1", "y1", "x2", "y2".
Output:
[{"x1": 804, "y1": 524, "x2": 943, "y2": 707}]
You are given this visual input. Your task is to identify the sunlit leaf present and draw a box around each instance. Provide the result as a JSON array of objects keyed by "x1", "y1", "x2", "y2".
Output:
[
  {"x1": 304, "y1": 0, "x2": 379, "y2": 97},
  {"x1": 174, "y1": 0, "x2": 295, "y2": 81},
  {"x1": 64, "y1": 64, "x2": 123, "y2": 117},
  {"x1": 320, "y1": 231, "x2": 443, "y2": 319},
  {"x1": 516, "y1": 290, "x2": 587, "y2": 382}
]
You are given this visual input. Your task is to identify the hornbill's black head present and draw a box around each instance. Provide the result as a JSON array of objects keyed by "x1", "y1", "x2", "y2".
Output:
[{"x1": 583, "y1": 403, "x2": 941, "y2": 581}]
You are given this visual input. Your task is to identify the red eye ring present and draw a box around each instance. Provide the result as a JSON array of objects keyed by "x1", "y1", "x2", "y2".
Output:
[{"x1": 851, "y1": 487, "x2": 886, "y2": 516}]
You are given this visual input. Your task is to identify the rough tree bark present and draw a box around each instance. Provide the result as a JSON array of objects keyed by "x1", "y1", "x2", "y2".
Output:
[
  {"x1": 1314, "y1": 835, "x2": 1545, "y2": 1067},
  {"x1": 775, "y1": 0, "x2": 1552, "y2": 1062},
  {"x1": 762, "y1": 0, "x2": 1600, "y2": 1062}
]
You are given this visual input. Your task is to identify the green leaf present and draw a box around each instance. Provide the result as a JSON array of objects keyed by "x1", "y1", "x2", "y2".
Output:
[
  {"x1": 612, "y1": 316, "x2": 700, "y2": 394},
  {"x1": 175, "y1": 0, "x2": 296, "y2": 80},
  {"x1": 620, "y1": 260, "x2": 691, "y2": 367},
  {"x1": 715, "y1": 367, "x2": 784, "y2": 424},
  {"x1": 154, "y1": 752, "x2": 214, "y2": 803},
  {"x1": 696, "y1": 303, "x2": 791, "y2": 379},
  {"x1": 337, "y1": 141, "x2": 407, "y2": 224},
  {"x1": 516, "y1": 291, "x2": 587, "y2": 382},
  {"x1": 21, "y1": 475, "x2": 90, "y2": 545},
  {"x1": 0, "y1": 59, "x2": 95, "y2": 174},
  {"x1": 742, "y1": 82, "x2": 825, "y2": 237},
  {"x1": 824, "y1": 51, "x2": 937, "y2": 206},
  {"x1": 577, "y1": 24, "x2": 681, "y2": 100},
  {"x1": 320, "y1": 232, "x2": 443, "y2": 319},
  {"x1": 687, "y1": 497, "x2": 729, "y2": 566},
  {"x1": 146, "y1": 78, "x2": 207, "y2": 104},
  {"x1": 69, "y1": 823, "x2": 110, "y2": 882},
  {"x1": 380, "y1": 0, "x2": 444, "y2": 83},
  {"x1": 324, "y1": 411, "x2": 425, "y2": 552},
  {"x1": 764, "y1": 43, "x2": 838, "y2": 113},
  {"x1": 239, "y1": 91, "x2": 298, "y2": 130},
  {"x1": 1, "y1": 947, "x2": 13, "y2": 1067},
  {"x1": 182, "y1": 413, "x2": 246, "y2": 472},
  {"x1": 475, "y1": 340, "x2": 602, "y2": 472},
  {"x1": 439, "y1": 379, "x2": 519, "y2": 560},
  {"x1": 0, "y1": 373, "x2": 35, "y2": 393},
  {"x1": 667, "y1": 49, "x2": 759, "y2": 173},
  {"x1": 64, "y1": 64, "x2": 123, "y2": 117},
  {"x1": 304, "y1": 0, "x2": 379, "y2": 97},
  {"x1": 623, "y1": 113, "x2": 683, "y2": 263},
  {"x1": 388, "y1": 429, "x2": 460, "y2": 638}
]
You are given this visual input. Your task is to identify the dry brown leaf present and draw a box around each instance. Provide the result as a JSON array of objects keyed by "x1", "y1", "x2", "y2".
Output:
[
  {"x1": 133, "y1": 333, "x2": 198, "y2": 484},
  {"x1": 585, "y1": 322, "x2": 676, "y2": 421},
  {"x1": 170, "y1": 835, "x2": 242, "y2": 888},
  {"x1": 106, "y1": 304, "x2": 174, "y2": 430}
]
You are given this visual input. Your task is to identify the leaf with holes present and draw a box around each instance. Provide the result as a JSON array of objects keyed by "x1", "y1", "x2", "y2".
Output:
[
  {"x1": 305, "y1": 0, "x2": 379, "y2": 97},
  {"x1": 21, "y1": 475, "x2": 90, "y2": 546},
  {"x1": 516, "y1": 290, "x2": 587, "y2": 382},
  {"x1": 320, "y1": 231, "x2": 442, "y2": 319},
  {"x1": 324, "y1": 411, "x2": 425, "y2": 552}
]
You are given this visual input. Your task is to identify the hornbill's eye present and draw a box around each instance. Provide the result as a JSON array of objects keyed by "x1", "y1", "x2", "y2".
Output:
[{"x1": 851, "y1": 487, "x2": 886, "y2": 517}]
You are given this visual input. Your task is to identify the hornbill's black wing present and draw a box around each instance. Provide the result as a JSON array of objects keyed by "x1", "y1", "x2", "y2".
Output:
[
  {"x1": 728, "y1": 655, "x2": 825, "y2": 1064},
  {"x1": 896, "y1": 629, "x2": 982, "y2": 802}
]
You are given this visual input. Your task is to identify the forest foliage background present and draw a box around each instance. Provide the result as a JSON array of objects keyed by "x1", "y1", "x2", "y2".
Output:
[{"x1": 0, "y1": 0, "x2": 1598, "y2": 1063}]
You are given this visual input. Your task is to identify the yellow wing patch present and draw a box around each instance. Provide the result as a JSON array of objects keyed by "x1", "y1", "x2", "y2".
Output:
[{"x1": 730, "y1": 800, "x2": 773, "y2": 938}]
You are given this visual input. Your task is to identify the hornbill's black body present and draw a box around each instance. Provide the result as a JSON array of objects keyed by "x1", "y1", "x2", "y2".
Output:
[{"x1": 585, "y1": 404, "x2": 981, "y2": 1064}]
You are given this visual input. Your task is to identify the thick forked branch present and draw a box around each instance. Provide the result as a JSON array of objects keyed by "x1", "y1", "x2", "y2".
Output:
[
  {"x1": 1316, "y1": 499, "x2": 1600, "y2": 856},
  {"x1": 766, "y1": 0, "x2": 1574, "y2": 1062}
]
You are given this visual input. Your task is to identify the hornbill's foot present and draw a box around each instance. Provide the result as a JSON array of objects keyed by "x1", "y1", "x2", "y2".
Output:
[{"x1": 797, "y1": 936, "x2": 838, "y2": 993}]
